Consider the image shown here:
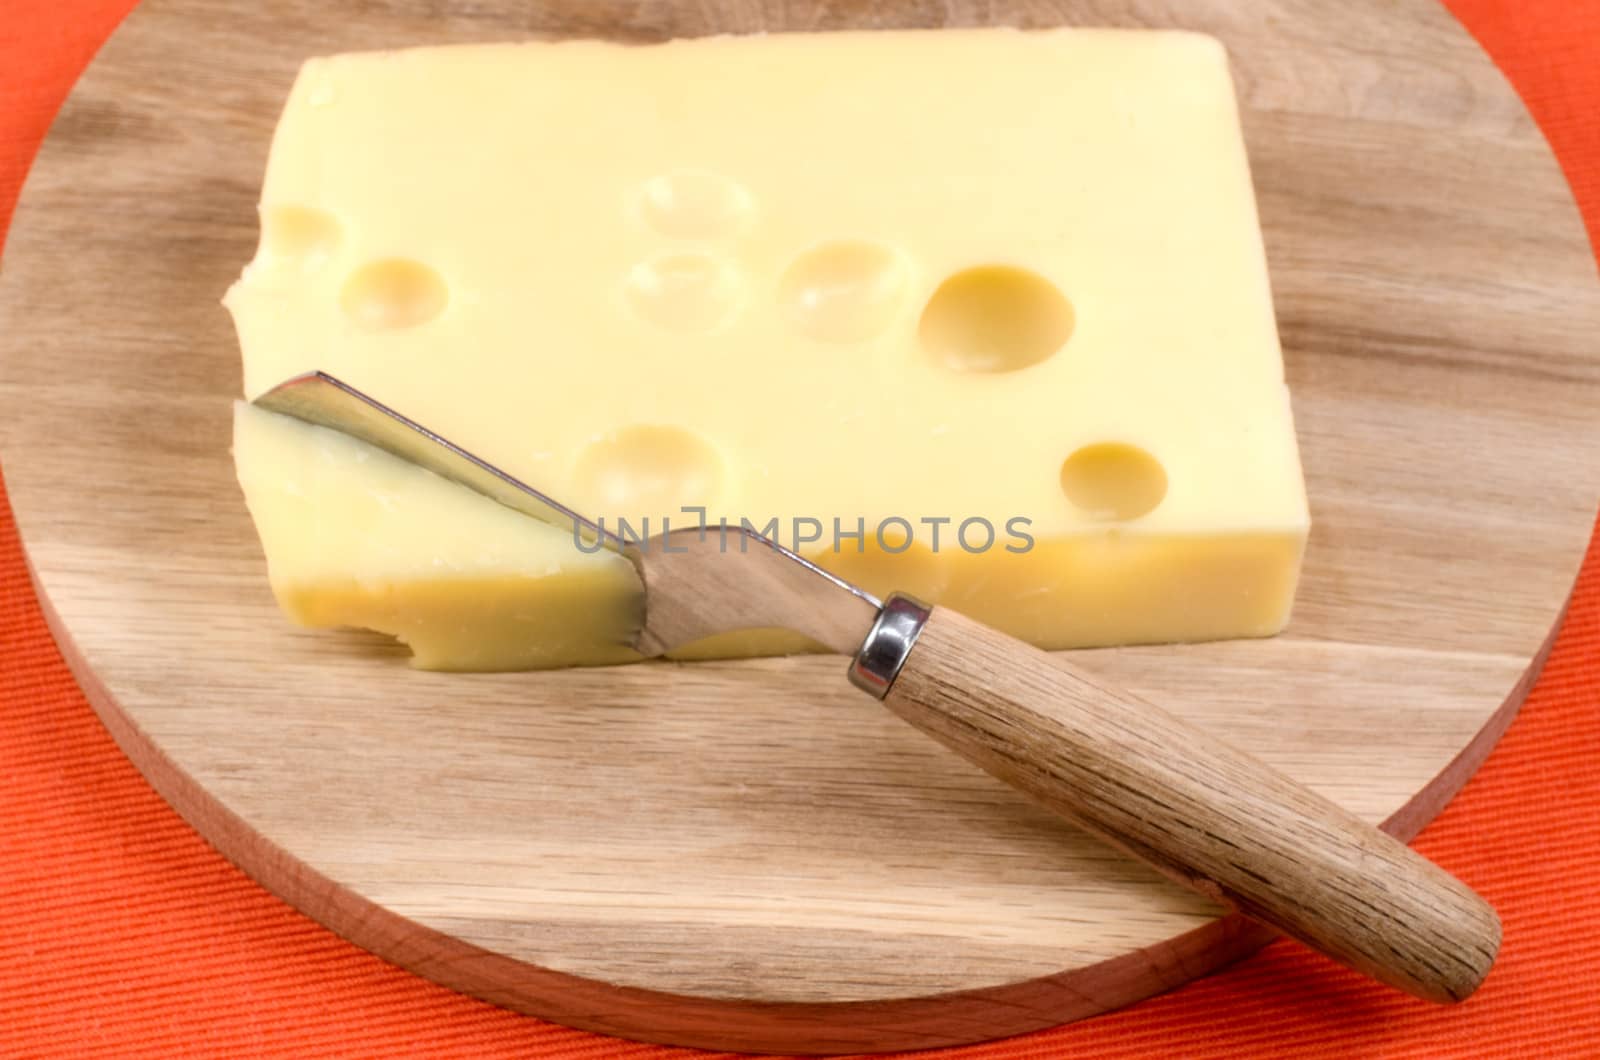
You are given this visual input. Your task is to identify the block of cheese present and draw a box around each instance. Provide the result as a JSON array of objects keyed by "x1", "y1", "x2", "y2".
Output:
[{"x1": 225, "y1": 29, "x2": 1310, "y2": 670}]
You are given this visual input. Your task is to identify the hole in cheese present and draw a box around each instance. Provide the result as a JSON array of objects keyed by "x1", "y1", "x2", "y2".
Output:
[
  {"x1": 622, "y1": 252, "x2": 744, "y2": 333},
  {"x1": 260, "y1": 205, "x2": 342, "y2": 268},
  {"x1": 340, "y1": 258, "x2": 448, "y2": 331},
  {"x1": 1059, "y1": 442, "x2": 1168, "y2": 522},
  {"x1": 778, "y1": 240, "x2": 909, "y2": 343},
  {"x1": 918, "y1": 265, "x2": 1074, "y2": 373},
  {"x1": 573, "y1": 425, "x2": 725, "y2": 519}
]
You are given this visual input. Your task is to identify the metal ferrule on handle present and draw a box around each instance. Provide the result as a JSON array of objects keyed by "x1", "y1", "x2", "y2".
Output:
[{"x1": 847, "y1": 593, "x2": 931, "y2": 697}]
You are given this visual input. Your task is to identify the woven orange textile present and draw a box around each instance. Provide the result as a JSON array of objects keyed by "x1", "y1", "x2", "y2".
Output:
[{"x1": 3, "y1": 1, "x2": 1598, "y2": 1056}]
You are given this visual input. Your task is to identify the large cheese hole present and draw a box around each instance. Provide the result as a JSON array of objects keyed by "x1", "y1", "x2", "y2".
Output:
[
  {"x1": 778, "y1": 240, "x2": 908, "y2": 343},
  {"x1": 918, "y1": 265, "x2": 1074, "y2": 372},
  {"x1": 623, "y1": 253, "x2": 743, "y2": 333},
  {"x1": 341, "y1": 259, "x2": 448, "y2": 331},
  {"x1": 639, "y1": 170, "x2": 754, "y2": 239},
  {"x1": 1060, "y1": 443, "x2": 1167, "y2": 521},
  {"x1": 575, "y1": 426, "x2": 724, "y2": 518},
  {"x1": 261, "y1": 205, "x2": 342, "y2": 268}
]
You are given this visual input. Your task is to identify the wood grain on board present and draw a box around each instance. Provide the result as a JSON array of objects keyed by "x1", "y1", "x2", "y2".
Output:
[{"x1": 0, "y1": 0, "x2": 1597, "y2": 1052}]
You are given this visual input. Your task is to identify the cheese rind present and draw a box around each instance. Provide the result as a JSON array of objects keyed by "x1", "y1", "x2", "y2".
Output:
[{"x1": 227, "y1": 29, "x2": 1310, "y2": 669}]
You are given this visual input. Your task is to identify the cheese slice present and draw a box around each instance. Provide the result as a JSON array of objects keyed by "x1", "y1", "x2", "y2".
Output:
[
  {"x1": 226, "y1": 29, "x2": 1310, "y2": 670},
  {"x1": 233, "y1": 402, "x2": 642, "y2": 669}
]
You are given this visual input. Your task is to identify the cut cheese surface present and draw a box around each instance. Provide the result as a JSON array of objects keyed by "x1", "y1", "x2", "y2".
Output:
[
  {"x1": 233, "y1": 402, "x2": 643, "y2": 670},
  {"x1": 226, "y1": 29, "x2": 1310, "y2": 670}
]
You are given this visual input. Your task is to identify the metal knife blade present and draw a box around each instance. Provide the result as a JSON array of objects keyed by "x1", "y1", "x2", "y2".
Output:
[{"x1": 252, "y1": 372, "x2": 881, "y2": 655}]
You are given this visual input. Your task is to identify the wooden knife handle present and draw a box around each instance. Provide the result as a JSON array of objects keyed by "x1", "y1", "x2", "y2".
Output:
[{"x1": 869, "y1": 603, "x2": 1500, "y2": 1003}]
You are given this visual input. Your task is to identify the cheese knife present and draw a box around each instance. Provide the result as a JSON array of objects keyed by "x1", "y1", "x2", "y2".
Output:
[{"x1": 255, "y1": 370, "x2": 1500, "y2": 1004}]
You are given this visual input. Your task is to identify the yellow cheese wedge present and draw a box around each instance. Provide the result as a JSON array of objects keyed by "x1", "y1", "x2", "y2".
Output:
[
  {"x1": 226, "y1": 29, "x2": 1310, "y2": 670},
  {"x1": 233, "y1": 402, "x2": 642, "y2": 669}
]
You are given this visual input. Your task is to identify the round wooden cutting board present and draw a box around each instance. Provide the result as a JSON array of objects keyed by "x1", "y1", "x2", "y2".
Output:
[{"x1": 2, "y1": 0, "x2": 1598, "y2": 1052}]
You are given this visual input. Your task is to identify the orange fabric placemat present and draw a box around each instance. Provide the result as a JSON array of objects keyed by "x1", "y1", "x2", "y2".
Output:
[{"x1": 3, "y1": 1, "x2": 1598, "y2": 1055}]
